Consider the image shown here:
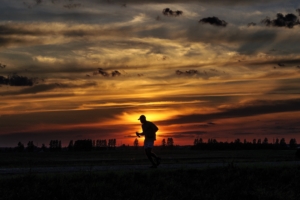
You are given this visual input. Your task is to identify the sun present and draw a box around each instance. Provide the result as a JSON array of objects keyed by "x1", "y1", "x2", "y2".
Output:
[{"x1": 119, "y1": 110, "x2": 175, "y2": 124}]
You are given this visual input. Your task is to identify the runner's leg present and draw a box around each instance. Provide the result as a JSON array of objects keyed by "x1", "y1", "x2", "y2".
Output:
[
  {"x1": 150, "y1": 151, "x2": 161, "y2": 166},
  {"x1": 145, "y1": 148, "x2": 156, "y2": 166}
]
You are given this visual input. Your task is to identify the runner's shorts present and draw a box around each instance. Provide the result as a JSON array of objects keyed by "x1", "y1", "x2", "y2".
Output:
[{"x1": 144, "y1": 140, "x2": 154, "y2": 149}]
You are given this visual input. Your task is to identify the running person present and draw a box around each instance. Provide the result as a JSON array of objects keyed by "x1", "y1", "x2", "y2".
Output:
[{"x1": 136, "y1": 115, "x2": 161, "y2": 168}]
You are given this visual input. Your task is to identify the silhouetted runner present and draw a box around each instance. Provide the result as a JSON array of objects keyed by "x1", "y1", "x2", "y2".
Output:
[{"x1": 136, "y1": 115, "x2": 161, "y2": 168}]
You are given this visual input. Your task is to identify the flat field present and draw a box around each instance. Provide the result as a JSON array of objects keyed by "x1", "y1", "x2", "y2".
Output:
[
  {"x1": 0, "y1": 148, "x2": 299, "y2": 200},
  {"x1": 0, "y1": 147, "x2": 298, "y2": 168}
]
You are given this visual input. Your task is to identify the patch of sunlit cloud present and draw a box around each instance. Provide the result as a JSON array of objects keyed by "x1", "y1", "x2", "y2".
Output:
[
  {"x1": 34, "y1": 56, "x2": 63, "y2": 63},
  {"x1": 129, "y1": 13, "x2": 148, "y2": 24}
]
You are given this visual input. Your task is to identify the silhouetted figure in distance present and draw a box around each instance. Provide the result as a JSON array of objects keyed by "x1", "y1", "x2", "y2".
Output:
[{"x1": 136, "y1": 115, "x2": 161, "y2": 168}]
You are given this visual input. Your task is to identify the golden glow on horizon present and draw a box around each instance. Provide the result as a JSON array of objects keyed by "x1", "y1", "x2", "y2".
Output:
[{"x1": 120, "y1": 111, "x2": 173, "y2": 124}]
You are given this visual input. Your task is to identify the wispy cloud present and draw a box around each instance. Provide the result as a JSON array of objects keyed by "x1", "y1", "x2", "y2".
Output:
[{"x1": 162, "y1": 98, "x2": 300, "y2": 125}]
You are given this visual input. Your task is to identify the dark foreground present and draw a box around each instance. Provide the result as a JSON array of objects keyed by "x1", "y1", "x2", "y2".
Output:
[
  {"x1": 0, "y1": 149, "x2": 299, "y2": 199},
  {"x1": 0, "y1": 165, "x2": 300, "y2": 200}
]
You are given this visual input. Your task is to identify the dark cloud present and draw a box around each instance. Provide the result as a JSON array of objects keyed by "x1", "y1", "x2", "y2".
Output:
[
  {"x1": 249, "y1": 58, "x2": 300, "y2": 68},
  {"x1": 261, "y1": 13, "x2": 300, "y2": 28},
  {"x1": 0, "y1": 105, "x2": 126, "y2": 128},
  {"x1": 0, "y1": 83, "x2": 58, "y2": 95},
  {"x1": 162, "y1": 8, "x2": 183, "y2": 16},
  {"x1": 219, "y1": 99, "x2": 300, "y2": 117},
  {"x1": 161, "y1": 98, "x2": 300, "y2": 125},
  {"x1": 0, "y1": 24, "x2": 51, "y2": 47},
  {"x1": 269, "y1": 85, "x2": 300, "y2": 94},
  {"x1": 267, "y1": 78, "x2": 300, "y2": 94},
  {"x1": 95, "y1": 68, "x2": 109, "y2": 76},
  {"x1": 0, "y1": 36, "x2": 35, "y2": 47},
  {"x1": 94, "y1": 68, "x2": 122, "y2": 77},
  {"x1": 0, "y1": 76, "x2": 8, "y2": 85},
  {"x1": 0, "y1": 80, "x2": 97, "y2": 95},
  {"x1": 175, "y1": 69, "x2": 222, "y2": 79},
  {"x1": 0, "y1": 24, "x2": 80, "y2": 37},
  {"x1": 111, "y1": 70, "x2": 121, "y2": 77},
  {"x1": 199, "y1": 16, "x2": 228, "y2": 27},
  {"x1": 176, "y1": 69, "x2": 198, "y2": 76},
  {"x1": 0, "y1": 24, "x2": 45, "y2": 36},
  {"x1": 0, "y1": 23, "x2": 117, "y2": 40},
  {"x1": 0, "y1": 74, "x2": 37, "y2": 86}
]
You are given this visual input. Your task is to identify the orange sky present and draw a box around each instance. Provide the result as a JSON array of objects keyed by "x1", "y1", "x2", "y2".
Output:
[{"x1": 1, "y1": 0, "x2": 300, "y2": 147}]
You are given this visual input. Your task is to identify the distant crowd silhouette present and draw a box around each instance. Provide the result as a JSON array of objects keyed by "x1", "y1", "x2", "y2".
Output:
[
  {"x1": 12, "y1": 139, "x2": 118, "y2": 152},
  {"x1": 2, "y1": 137, "x2": 299, "y2": 153},
  {"x1": 192, "y1": 137, "x2": 298, "y2": 150}
]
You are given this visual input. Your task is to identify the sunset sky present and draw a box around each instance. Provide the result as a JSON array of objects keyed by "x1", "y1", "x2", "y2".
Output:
[{"x1": 1, "y1": 0, "x2": 300, "y2": 147}]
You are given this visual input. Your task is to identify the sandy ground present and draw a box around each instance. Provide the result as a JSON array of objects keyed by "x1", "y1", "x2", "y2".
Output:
[{"x1": 1, "y1": 161, "x2": 300, "y2": 175}]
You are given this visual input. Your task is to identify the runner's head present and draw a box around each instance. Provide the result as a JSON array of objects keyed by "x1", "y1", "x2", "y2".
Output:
[{"x1": 138, "y1": 115, "x2": 146, "y2": 123}]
